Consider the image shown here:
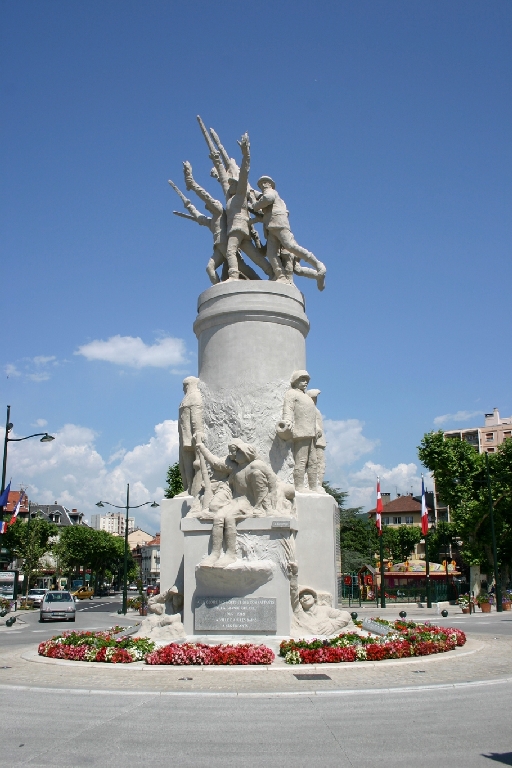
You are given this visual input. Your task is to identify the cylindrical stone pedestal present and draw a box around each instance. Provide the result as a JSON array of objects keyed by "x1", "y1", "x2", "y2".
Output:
[{"x1": 193, "y1": 282, "x2": 309, "y2": 479}]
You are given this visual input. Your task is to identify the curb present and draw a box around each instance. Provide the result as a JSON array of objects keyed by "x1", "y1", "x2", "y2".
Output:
[{"x1": 0, "y1": 674, "x2": 510, "y2": 699}]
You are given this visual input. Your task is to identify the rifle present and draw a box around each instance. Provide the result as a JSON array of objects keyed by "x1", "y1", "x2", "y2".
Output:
[
  {"x1": 168, "y1": 179, "x2": 189, "y2": 206},
  {"x1": 209, "y1": 127, "x2": 231, "y2": 171},
  {"x1": 196, "y1": 115, "x2": 218, "y2": 158},
  {"x1": 173, "y1": 210, "x2": 196, "y2": 221}
]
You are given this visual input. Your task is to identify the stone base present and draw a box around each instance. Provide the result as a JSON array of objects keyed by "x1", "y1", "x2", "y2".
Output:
[{"x1": 159, "y1": 492, "x2": 340, "y2": 639}]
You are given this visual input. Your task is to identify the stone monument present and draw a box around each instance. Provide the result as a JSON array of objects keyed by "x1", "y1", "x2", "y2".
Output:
[{"x1": 159, "y1": 117, "x2": 341, "y2": 640}]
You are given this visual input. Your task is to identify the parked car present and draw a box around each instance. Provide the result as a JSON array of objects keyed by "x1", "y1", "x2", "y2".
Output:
[
  {"x1": 71, "y1": 586, "x2": 94, "y2": 600},
  {"x1": 26, "y1": 588, "x2": 48, "y2": 607},
  {"x1": 40, "y1": 591, "x2": 76, "y2": 622},
  {"x1": 146, "y1": 585, "x2": 159, "y2": 597},
  {"x1": 128, "y1": 584, "x2": 138, "y2": 592}
]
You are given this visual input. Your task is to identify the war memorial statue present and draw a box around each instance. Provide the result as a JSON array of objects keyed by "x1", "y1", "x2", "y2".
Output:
[{"x1": 159, "y1": 116, "x2": 340, "y2": 640}]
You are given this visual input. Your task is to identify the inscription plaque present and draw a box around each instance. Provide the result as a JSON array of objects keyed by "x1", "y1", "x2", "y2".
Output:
[
  {"x1": 361, "y1": 618, "x2": 393, "y2": 636},
  {"x1": 271, "y1": 519, "x2": 291, "y2": 529},
  {"x1": 194, "y1": 597, "x2": 277, "y2": 631}
]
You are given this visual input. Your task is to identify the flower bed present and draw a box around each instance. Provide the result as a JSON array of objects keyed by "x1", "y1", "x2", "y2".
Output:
[
  {"x1": 38, "y1": 630, "x2": 275, "y2": 666},
  {"x1": 280, "y1": 619, "x2": 466, "y2": 664},
  {"x1": 38, "y1": 627, "x2": 155, "y2": 663},
  {"x1": 146, "y1": 642, "x2": 275, "y2": 666}
]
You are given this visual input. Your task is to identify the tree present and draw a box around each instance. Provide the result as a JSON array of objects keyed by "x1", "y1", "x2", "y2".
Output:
[
  {"x1": 426, "y1": 521, "x2": 459, "y2": 564},
  {"x1": 55, "y1": 526, "x2": 135, "y2": 592},
  {"x1": 165, "y1": 462, "x2": 184, "y2": 498},
  {"x1": 2, "y1": 517, "x2": 58, "y2": 594},
  {"x1": 382, "y1": 525, "x2": 422, "y2": 563},
  {"x1": 54, "y1": 526, "x2": 97, "y2": 585},
  {"x1": 418, "y1": 431, "x2": 512, "y2": 580},
  {"x1": 324, "y1": 480, "x2": 377, "y2": 572}
]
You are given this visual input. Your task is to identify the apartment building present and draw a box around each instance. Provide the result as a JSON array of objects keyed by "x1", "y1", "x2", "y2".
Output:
[
  {"x1": 141, "y1": 534, "x2": 160, "y2": 586},
  {"x1": 90, "y1": 512, "x2": 135, "y2": 536},
  {"x1": 444, "y1": 408, "x2": 512, "y2": 454}
]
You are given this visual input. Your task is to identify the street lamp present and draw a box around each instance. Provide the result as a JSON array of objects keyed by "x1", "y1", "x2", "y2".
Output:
[
  {"x1": 453, "y1": 457, "x2": 503, "y2": 613},
  {"x1": 96, "y1": 483, "x2": 159, "y2": 615},
  {"x1": 485, "y1": 452, "x2": 502, "y2": 613},
  {"x1": 1, "y1": 405, "x2": 55, "y2": 554}
]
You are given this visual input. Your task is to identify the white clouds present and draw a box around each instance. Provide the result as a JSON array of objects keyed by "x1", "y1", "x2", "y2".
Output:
[
  {"x1": 323, "y1": 418, "x2": 378, "y2": 466},
  {"x1": 4, "y1": 355, "x2": 57, "y2": 382},
  {"x1": 32, "y1": 419, "x2": 48, "y2": 427},
  {"x1": 346, "y1": 461, "x2": 428, "y2": 509},
  {"x1": 75, "y1": 335, "x2": 187, "y2": 369},
  {"x1": 322, "y1": 419, "x2": 430, "y2": 510},
  {"x1": 433, "y1": 410, "x2": 483, "y2": 426},
  {"x1": 33, "y1": 356, "x2": 56, "y2": 366},
  {"x1": 0, "y1": 407, "x2": 426, "y2": 525},
  {"x1": 2, "y1": 420, "x2": 180, "y2": 532}
]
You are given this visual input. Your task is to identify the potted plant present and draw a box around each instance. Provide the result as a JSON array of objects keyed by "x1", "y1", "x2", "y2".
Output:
[
  {"x1": 502, "y1": 591, "x2": 512, "y2": 611},
  {"x1": 458, "y1": 594, "x2": 471, "y2": 614},
  {"x1": 476, "y1": 593, "x2": 492, "y2": 612}
]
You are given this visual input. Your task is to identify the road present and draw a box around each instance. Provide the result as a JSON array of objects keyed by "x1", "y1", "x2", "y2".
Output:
[
  {"x1": 0, "y1": 679, "x2": 511, "y2": 766},
  {"x1": 0, "y1": 596, "x2": 132, "y2": 648},
  {"x1": 1, "y1": 603, "x2": 512, "y2": 766}
]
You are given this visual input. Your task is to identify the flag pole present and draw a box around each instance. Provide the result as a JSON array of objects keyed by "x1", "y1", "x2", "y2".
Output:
[
  {"x1": 376, "y1": 476, "x2": 386, "y2": 609},
  {"x1": 379, "y1": 529, "x2": 385, "y2": 609},
  {"x1": 422, "y1": 475, "x2": 432, "y2": 608}
]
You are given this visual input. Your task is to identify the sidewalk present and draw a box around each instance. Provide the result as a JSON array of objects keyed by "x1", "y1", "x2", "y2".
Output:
[{"x1": 0, "y1": 628, "x2": 510, "y2": 696}]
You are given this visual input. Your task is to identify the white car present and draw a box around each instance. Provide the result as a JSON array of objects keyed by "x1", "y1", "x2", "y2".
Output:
[
  {"x1": 40, "y1": 591, "x2": 76, "y2": 622},
  {"x1": 26, "y1": 588, "x2": 48, "y2": 607}
]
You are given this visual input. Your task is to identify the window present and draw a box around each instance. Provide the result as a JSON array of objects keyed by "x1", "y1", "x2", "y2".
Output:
[
  {"x1": 486, "y1": 433, "x2": 495, "y2": 442},
  {"x1": 383, "y1": 517, "x2": 390, "y2": 526},
  {"x1": 405, "y1": 516, "x2": 414, "y2": 524},
  {"x1": 393, "y1": 517, "x2": 402, "y2": 525},
  {"x1": 503, "y1": 431, "x2": 512, "y2": 440},
  {"x1": 487, "y1": 447, "x2": 495, "y2": 453}
]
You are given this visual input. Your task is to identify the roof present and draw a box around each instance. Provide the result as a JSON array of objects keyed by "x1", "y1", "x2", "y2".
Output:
[
  {"x1": 144, "y1": 535, "x2": 160, "y2": 547},
  {"x1": 368, "y1": 495, "x2": 431, "y2": 517},
  {"x1": 5, "y1": 491, "x2": 29, "y2": 513},
  {"x1": 128, "y1": 528, "x2": 153, "y2": 536},
  {"x1": 28, "y1": 502, "x2": 87, "y2": 527}
]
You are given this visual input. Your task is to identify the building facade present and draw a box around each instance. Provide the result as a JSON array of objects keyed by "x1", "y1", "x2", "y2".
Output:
[
  {"x1": 141, "y1": 534, "x2": 160, "y2": 586},
  {"x1": 444, "y1": 408, "x2": 512, "y2": 454},
  {"x1": 91, "y1": 513, "x2": 135, "y2": 536},
  {"x1": 367, "y1": 493, "x2": 434, "y2": 528}
]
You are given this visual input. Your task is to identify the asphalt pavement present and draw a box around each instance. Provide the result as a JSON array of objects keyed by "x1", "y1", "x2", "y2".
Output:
[
  {"x1": 1, "y1": 601, "x2": 512, "y2": 767},
  {"x1": 0, "y1": 596, "x2": 131, "y2": 648},
  {"x1": 0, "y1": 679, "x2": 511, "y2": 766}
]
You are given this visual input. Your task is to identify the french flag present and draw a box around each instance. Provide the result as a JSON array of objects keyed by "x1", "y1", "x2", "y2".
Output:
[
  {"x1": 421, "y1": 476, "x2": 429, "y2": 536},
  {"x1": 9, "y1": 490, "x2": 25, "y2": 526},
  {"x1": 375, "y1": 477, "x2": 383, "y2": 535},
  {"x1": 0, "y1": 481, "x2": 11, "y2": 508}
]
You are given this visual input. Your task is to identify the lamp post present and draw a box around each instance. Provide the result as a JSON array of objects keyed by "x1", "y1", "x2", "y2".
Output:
[
  {"x1": 379, "y1": 534, "x2": 386, "y2": 609},
  {"x1": 485, "y1": 452, "x2": 502, "y2": 613},
  {"x1": 1, "y1": 406, "x2": 55, "y2": 562},
  {"x1": 96, "y1": 484, "x2": 159, "y2": 615},
  {"x1": 424, "y1": 533, "x2": 432, "y2": 608},
  {"x1": 453, "y1": 457, "x2": 503, "y2": 613}
]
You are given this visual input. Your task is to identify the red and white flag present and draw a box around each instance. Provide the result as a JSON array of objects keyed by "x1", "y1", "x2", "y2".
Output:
[
  {"x1": 9, "y1": 490, "x2": 25, "y2": 526},
  {"x1": 421, "y1": 476, "x2": 429, "y2": 536},
  {"x1": 375, "y1": 477, "x2": 383, "y2": 535}
]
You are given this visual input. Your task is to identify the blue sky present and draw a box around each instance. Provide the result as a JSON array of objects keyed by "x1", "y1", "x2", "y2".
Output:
[{"x1": 2, "y1": 1, "x2": 511, "y2": 532}]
